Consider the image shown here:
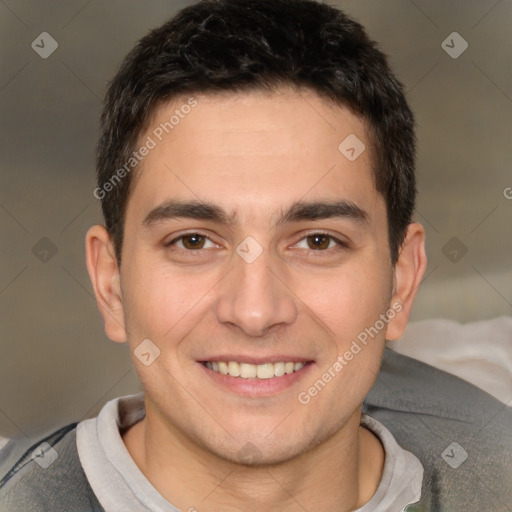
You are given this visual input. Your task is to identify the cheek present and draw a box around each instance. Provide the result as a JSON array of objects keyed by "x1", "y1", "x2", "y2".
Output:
[
  {"x1": 300, "y1": 263, "x2": 393, "y2": 342},
  {"x1": 122, "y1": 262, "x2": 220, "y2": 342},
  {"x1": 297, "y1": 268, "x2": 390, "y2": 415}
]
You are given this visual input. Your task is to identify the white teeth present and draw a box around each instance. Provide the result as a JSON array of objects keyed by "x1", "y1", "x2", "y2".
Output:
[
  {"x1": 228, "y1": 361, "x2": 241, "y2": 377},
  {"x1": 205, "y1": 360, "x2": 308, "y2": 379},
  {"x1": 273, "y1": 362, "x2": 285, "y2": 377},
  {"x1": 218, "y1": 361, "x2": 229, "y2": 375},
  {"x1": 257, "y1": 363, "x2": 275, "y2": 379},
  {"x1": 240, "y1": 363, "x2": 257, "y2": 378}
]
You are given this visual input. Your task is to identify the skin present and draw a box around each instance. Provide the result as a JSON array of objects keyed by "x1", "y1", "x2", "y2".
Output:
[{"x1": 86, "y1": 88, "x2": 427, "y2": 511}]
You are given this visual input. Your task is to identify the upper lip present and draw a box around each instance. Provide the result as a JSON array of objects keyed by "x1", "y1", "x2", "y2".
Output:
[{"x1": 199, "y1": 355, "x2": 314, "y2": 365}]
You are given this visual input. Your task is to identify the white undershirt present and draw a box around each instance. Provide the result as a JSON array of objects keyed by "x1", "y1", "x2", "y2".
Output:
[{"x1": 76, "y1": 393, "x2": 423, "y2": 512}]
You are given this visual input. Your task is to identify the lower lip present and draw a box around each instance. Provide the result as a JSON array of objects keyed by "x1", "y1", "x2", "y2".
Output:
[{"x1": 198, "y1": 362, "x2": 315, "y2": 397}]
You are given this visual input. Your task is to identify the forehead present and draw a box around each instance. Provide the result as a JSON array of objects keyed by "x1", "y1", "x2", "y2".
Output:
[{"x1": 127, "y1": 88, "x2": 381, "y2": 225}]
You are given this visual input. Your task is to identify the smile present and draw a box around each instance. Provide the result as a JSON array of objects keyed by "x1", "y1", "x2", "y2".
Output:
[{"x1": 203, "y1": 361, "x2": 307, "y2": 379}]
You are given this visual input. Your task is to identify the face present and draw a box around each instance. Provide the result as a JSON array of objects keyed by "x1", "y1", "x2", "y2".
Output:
[{"x1": 102, "y1": 89, "x2": 401, "y2": 464}]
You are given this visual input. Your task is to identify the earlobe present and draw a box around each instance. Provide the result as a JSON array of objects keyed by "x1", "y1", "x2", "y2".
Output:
[
  {"x1": 385, "y1": 222, "x2": 427, "y2": 341},
  {"x1": 85, "y1": 225, "x2": 127, "y2": 343}
]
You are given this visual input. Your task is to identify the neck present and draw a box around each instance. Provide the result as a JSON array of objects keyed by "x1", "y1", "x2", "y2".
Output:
[{"x1": 122, "y1": 404, "x2": 384, "y2": 512}]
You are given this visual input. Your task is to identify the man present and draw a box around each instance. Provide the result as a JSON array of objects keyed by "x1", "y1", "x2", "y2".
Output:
[{"x1": 1, "y1": 1, "x2": 510, "y2": 511}]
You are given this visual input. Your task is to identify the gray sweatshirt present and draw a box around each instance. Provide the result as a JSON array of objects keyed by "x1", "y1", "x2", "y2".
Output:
[{"x1": 1, "y1": 349, "x2": 511, "y2": 511}]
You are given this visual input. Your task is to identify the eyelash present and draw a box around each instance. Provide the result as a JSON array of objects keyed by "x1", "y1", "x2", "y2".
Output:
[{"x1": 165, "y1": 231, "x2": 349, "y2": 252}]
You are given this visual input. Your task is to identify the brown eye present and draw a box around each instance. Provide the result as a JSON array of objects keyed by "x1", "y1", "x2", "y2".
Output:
[
  {"x1": 294, "y1": 233, "x2": 347, "y2": 252},
  {"x1": 167, "y1": 233, "x2": 216, "y2": 250},
  {"x1": 306, "y1": 234, "x2": 331, "y2": 250},
  {"x1": 181, "y1": 234, "x2": 206, "y2": 249}
]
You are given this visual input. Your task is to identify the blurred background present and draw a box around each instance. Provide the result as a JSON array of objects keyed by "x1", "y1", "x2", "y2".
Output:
[{"x1": 1, "y1": 0, "x2": 511, "y2": 439}]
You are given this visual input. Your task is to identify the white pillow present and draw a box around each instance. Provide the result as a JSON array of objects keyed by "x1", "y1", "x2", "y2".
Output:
[{"x1": 387, "y1": 316, "x2": 512, "y2": 405}]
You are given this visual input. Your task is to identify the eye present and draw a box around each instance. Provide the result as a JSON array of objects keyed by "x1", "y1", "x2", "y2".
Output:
[
  {"x1": 295, "y1": 233, "x2": 346, "y2": 251},
  {"x1": 166, "y1": 233, "x2": 218, "y2": 250}
]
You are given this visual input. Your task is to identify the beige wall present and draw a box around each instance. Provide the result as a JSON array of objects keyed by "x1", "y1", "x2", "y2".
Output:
[{"x1": 0, "y1": 0, "x2": 510, "y2": 438}]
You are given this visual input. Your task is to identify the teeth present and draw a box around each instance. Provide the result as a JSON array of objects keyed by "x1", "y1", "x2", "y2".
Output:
[
  {"x1": 257, "y1": 363, "x2": 275, "y2": 379},
  {"x1": 228, "y1": 361, "x2": 241, "y2": 377},
  {"x1": 205, "y1": 360, "x2": 307, "y2": 379},
  {"x1": 274, "y1": 362, "x2": 285, "y2": 377},
  {"x1": 240, "y1": 363, "x2": 257, "y2": 378}
]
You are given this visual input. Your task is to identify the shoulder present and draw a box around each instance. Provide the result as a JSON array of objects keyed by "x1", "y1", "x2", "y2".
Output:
[
  {"x1": 364, "y1": 348, "x2": 512, "y2": 511},
  {"x1": 0, "y1": 423, "x2": 104, "y2": 512}
]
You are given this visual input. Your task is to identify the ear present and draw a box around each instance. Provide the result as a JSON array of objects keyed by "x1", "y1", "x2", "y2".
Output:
[
  {"x1": 385, "y1": 222, "x2": 427, "y2": 341},
  {"x1": 85, "y1": 225, "x2": 127, "y2": 343}
]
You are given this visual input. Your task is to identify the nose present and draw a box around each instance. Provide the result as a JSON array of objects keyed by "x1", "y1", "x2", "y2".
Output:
[{"x1": 215, "y1": 248, "x2": 298, "y2": 337}]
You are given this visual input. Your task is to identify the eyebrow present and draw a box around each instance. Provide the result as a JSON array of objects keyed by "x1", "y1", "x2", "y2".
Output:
[{"x1": 142, "y1": 199, "x2": 369, "y2": 229}]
